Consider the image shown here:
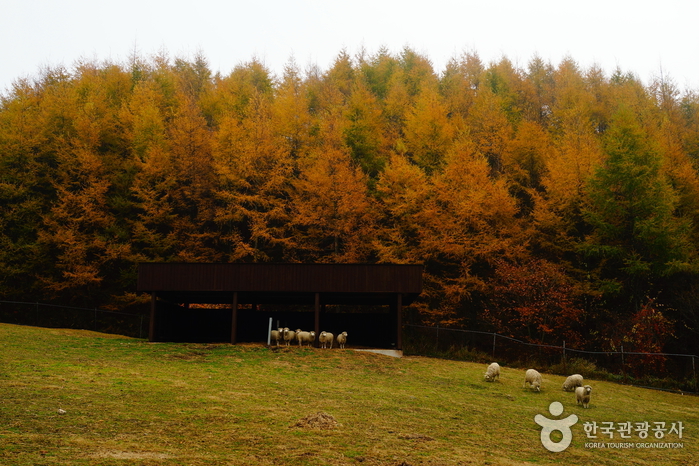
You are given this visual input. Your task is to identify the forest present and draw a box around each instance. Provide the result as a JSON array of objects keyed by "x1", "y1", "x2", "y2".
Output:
[{"x1": 2, "y1": 47, "x2": 699, "y2": 357}]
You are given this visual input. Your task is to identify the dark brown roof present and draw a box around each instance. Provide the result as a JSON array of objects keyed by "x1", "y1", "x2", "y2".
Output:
[{"x1": 138, "y1": 263, "x2": 423, "y2": 305}]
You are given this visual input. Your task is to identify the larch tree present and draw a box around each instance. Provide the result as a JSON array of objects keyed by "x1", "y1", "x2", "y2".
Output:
[
  {"x1": 465, "y1": 86, "x2": 512, "y2": 174},
  {"x1": 439, "y1": 51, "x2": 484, "y2": 125},
  {"x1": 36, "y1": 65, "x2": 131, "y2": 304},
  {"x1": 127, "y1": 77, "x2": 179, "y2": 262},
  {"x1": 374, "y1": 153, "x2": 431, "y2": 265},
  {"x1": 417, "y1": 138, "x2": 522, "y2": 325},
  {"x1": 502, "y1": 119, "x2": 552, "y2": 214},
  {"x1": 213, "y1": 86, "x2": 294, "y2": 262},
  {"x1": 402, "y1": 86, "x2": 455, "y2": 174},
  {"x1": 0, "y1": 78, "x2": 51, "y2": 299},
  {"x1": 165, "y1": 90, "x2": 218, "y2": 261},
  {"x1": 290, "y1": 146, "x2": 377, "y2": 263},
  {"x1": 342, "y1": 77, "x2": 388, "y2": 179},
  {"x1": 272, "y1": 60, "x2": 313, "y2": 160}
]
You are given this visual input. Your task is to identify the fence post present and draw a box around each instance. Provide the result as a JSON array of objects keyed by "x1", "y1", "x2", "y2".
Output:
[
  {"x1": 492, "y1": 333, "x2": 496, "y2": 359},
  {"x1": 94, "y1": 308, "x2": 97, "y2": 331},
  {"x1": 693, "y1": 355, "x2": 697, "y2": 392},
  {"x1": 139, "y1": 314, "x2": 144, "y2": 339},
  {"x1": 435, "y1": 324, "x2": 439, "y2": 351},
  {"x1": 563, "y1": 340, "x2": 566, "y2": 372},
  {"x1": 621, "y1": 345, "x2": 625, "y2": 379},
  {"x1": 36, "y1": 302, "x2": 39, "y2": 326}
]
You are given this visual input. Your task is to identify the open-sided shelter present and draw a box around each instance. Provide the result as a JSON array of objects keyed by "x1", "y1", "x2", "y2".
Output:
[{"x1": 137, "y1": 263, "x2": 423, "y2": 349}]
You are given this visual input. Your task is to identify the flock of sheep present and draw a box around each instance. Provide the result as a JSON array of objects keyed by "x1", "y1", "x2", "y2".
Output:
[
  {"x1": 485, "y1": 362, "x2": 593, "y2": 408},
  {"x1": 268, "y1": 332, "x2": 594, "y2": 407},
  {"x1": 270, "y1": 327, "x2": 348, "y2": 349}
]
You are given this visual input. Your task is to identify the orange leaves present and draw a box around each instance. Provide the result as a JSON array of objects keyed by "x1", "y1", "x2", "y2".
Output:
[
  {"x1": 3, "y1": 47, "x2": 699, "y2": 359},
  {"x1": 291, "y1": 147, "x2": 377, "y2": 262},
  {"x1": 426, "y1": 140, "x2": 520, "y2": 260}
]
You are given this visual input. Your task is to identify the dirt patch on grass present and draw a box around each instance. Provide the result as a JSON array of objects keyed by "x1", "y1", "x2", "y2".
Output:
[
  {"x1": 398, "y1": 433, "x2": 435, "y2": 441},
  {"x1": 291, "y1": 411, "x2": 340, "y2": 429}
]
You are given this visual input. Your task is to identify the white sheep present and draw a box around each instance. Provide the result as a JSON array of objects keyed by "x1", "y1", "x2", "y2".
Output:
[
  {"x1": 523, "y1": 369, "x2": 542, "y2": 392},
  {"x1": 297, "y1": 330, "x2": 316, "y2": 347},
  {"x1": 484, "y1": 362, "x2": 500, "y2": 382},
  {"x1": 576, "y1": 385, "x2": 592, "y2": 408},
  {"x1": 282, "y1": 328, "x2": 296, "y2": 347},
  {"x1": 562, "y1": 374, "x2": 584, "y2": 392},
  {"x1": 270, "y1": 328, "x2": 283, "y2": 347},
  {"x1": 336, "y1": 331, "x2": 348, "y2": 349},
  {"x1": 319, "y1": 331, "x2": 334, "y2": 349}
]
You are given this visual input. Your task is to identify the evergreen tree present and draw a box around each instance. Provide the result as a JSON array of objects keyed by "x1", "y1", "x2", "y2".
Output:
[{"x1": 582, "y1": 105, "x2": 693, "y2": 313}]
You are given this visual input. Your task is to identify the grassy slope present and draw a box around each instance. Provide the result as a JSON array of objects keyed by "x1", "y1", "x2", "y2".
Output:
[{"x1": 0, "y1": 323, "x2": 697, "y2": 466}]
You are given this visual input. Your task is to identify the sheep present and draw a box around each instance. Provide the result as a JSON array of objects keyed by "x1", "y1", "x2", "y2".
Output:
[
  {"x1": 297, "y1": 330, "x2": 316, "y2": 347},
  {"x1": 282, "y1": 328, "x2": 296, "y2": 347},
  {"x1": 336, "y1": 331, "x2": 348, "y2": 349},
  {"x1": 270, "y1": 328, "x2": 283, "y2": 347},
  {"x1": 484, "y1": 362, "x2": 500, "y2": 382},
  {"x1": 523, "y1": 369, "x2": 542, "y2": 392},
  {"x1": 576, "y1": 385, "x2": 592, "y2": 408},
  {"x1": 562, "y1": 374, "x2": 584, "y2": 392},
  {"x1": 319, "y1": 331, "x2": 334, "y2": 349}
]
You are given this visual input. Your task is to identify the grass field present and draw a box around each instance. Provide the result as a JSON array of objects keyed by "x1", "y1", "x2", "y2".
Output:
[{"x1": 1, "y1": 323, "x2": 697, "y2": 465}]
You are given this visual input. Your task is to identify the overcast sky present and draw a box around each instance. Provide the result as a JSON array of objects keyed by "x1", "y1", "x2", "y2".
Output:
[{"x1": 2, "y1": 0, "x2": 698, "y2": 95}]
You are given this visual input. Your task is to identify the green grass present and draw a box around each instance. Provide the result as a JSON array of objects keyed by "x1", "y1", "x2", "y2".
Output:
[{"x1": 1, "y1": 323, "x2": 697, "y2": 465}]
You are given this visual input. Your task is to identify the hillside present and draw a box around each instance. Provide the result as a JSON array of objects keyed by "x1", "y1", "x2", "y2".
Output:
[
  {"x1": 0, "y1": 323, "x2": 696, "y2": 465},
  {"x1": 3, "y1": 49, "x2": 699, "y2": 358}
]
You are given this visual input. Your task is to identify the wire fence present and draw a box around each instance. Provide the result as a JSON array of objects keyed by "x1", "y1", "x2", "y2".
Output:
[
  {"x1": 0, "y1": 300, "x2": 148, "y2": 339},
  {"x1": 1, "y1": 300, "x2": 696, "y2": 391},
  {"x1": 403, "y1": 324, "x2": 698, "y2": 393}
]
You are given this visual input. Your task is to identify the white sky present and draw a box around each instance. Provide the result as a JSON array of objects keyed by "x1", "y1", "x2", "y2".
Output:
[{"x1": 2, "y1": 0, "x2": 698, "y2": 95}]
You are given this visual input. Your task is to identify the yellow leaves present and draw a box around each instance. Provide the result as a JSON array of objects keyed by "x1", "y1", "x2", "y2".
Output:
[
  {"x1": 431, "y1": 141, "x2": 519, "y2": 246},
  {"x1": 377, "y1": 140, "x2": 521, "y2": 264},
  {"x1": 376, "y1": 153, "x2": 429, "y2": 218},
  {"x1": 126, "y1": 80, "x2": 168, "y2": 160},
  {"x1": 543, "y1": 125, "x2": 603, "y2": 208},
  {"x1": 403, "y1": 87, "x2": 454, "y2": 172}
]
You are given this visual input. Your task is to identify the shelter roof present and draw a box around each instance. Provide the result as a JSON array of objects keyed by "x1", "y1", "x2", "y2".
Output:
[{"x1": 137, "y1": 263, "x2": 423, "y2": 305}]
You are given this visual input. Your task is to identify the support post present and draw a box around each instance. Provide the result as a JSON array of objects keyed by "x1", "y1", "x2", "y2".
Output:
[
  {"x1": 148, "y1": 292, "x2": 157, "y2": 342},
  {"x1": 231, "y1": 292, "x2": 238, "y2": 344},
  {"x1": 396, "y1": 294, "x2": 403, "y2": 350},
  {"x1": 314, "y1": 293, "x2": 320, "y2": 348},
  {"x1": 267, "y1": 317, "x2": 273, "y2": 346}
]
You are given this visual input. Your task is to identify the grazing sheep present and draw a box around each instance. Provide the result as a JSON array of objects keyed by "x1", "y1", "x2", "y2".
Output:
[
  {"x1": 484, "y1": 362, "x2": 500, "y2": 382},
  {"x1": 282, "y1": 328, "x2": 296, "y2": 347},
  {"x1": 576, "y1": 385, "x2": 592, "y2": 408},
  {"x1": 523, "y1": 369, "x2": 542, "y2": 392},
  {"x1": 319, "y1": 331, "x2": 334, "y2": 349},
  {"x1": 562, "y1": 374, "x2": 584, "y2": 392},
  {"x1": 270, "y1": 328, "x2": 283, "y2": 347},
  {"x1": 297, "y1": 330, "x2": 316, "y2": 347},
  {"x1": 336, "y1": 331, "x2": 348, "y2": 349}
]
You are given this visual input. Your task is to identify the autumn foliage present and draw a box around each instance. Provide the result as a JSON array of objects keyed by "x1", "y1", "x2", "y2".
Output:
[{"x1": 2, "y1": 48, "x2": 699, "y2": 355}]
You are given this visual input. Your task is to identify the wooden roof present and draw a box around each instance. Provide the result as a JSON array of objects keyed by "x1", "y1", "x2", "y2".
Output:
[{"x1": 138, "y1": 263, "x2": 423, "y2": 305}]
